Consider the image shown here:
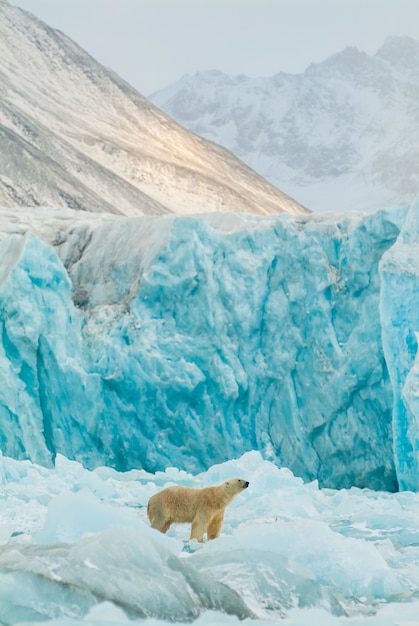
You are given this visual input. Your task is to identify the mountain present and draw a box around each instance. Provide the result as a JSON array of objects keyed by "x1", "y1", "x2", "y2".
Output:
[
  {"x1": 0, "y1": 0, "x2": 306, "y2": 216},
  {"x1": 150, "y1": 37, "x2": 419, "y2": 214}
]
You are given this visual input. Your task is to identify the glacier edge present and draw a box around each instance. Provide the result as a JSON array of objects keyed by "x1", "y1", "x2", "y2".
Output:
[
  {"x1": 379, "y1": 198, "x2": 419, "y2": 491},
  {"x1": 0, "y1": 204, "x2": 417, "y2": 490}
]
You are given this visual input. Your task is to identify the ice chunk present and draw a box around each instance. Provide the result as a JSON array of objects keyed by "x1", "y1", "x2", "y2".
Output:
[
  {"x1": 2, "y1": 453, "x2": 419, "y2": 624},
  {"x1": 33, "y1": 490, "x2": 145, "y2": 543},
  {"x1": 0, "y1": 528, "x2": 252, "y2": 623}
]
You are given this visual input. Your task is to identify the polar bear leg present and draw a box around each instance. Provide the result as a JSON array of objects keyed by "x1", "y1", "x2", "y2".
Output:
[
  {"x1": 159, "y1": 520, "x2": 172, "y2": 533},
  {"x1": 207, "y1": 511, "x2": 224, "y2": 540},
  {"x1": 149, "y1": 511, "x2": 172, "y2": 534},
  {"x1": 190, "y1": 514, "x2": 207, "y2": 542}
]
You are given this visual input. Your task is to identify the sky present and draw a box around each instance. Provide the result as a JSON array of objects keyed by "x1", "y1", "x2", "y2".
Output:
[{"x1": 10, "y1": 0, "x2": 419, "y2": 96}]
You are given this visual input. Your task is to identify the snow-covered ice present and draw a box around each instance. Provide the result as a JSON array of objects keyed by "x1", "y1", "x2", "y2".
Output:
[{"x1": 2, "y1": 452, "x2": 419, "y2": 625}]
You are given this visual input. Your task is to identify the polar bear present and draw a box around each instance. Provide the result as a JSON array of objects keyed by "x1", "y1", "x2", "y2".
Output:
[{"x1": 147, "y1": 478, "x2": 249, "y2": 542}]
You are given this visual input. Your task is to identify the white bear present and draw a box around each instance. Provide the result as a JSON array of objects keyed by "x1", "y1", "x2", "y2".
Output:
[{"x1": 147, "y1": 478, "x2": 249, "y2": 542}]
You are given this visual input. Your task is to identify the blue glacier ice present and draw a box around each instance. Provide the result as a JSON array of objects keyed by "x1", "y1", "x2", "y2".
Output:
[
  {"x1": 380, "y1": 197, "x2": 419, "y2": 491},
  {"x1": 0, "y1": 202, "x2": 418, "y2": 491}
]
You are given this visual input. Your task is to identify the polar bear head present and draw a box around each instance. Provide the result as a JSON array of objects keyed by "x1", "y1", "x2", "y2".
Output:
[{"x1": 224, "y1": 478, "x2": 249, "y2": 495}]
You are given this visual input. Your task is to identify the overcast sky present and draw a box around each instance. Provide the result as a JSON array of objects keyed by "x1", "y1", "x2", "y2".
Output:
[{"x1": 11, "y1": 0, "x2": 419, "y2": 95}]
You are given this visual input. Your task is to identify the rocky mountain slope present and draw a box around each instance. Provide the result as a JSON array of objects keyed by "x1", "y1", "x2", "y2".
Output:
[
  {"x1": 0, "y1": 0, "x2": 306, "y2": 216},
  {"x1": 151, "y1": 37, "x2": 419, "y2": 213}
]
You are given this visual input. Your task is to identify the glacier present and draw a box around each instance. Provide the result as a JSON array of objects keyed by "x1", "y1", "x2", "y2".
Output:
[
  {"x1": 380, "y1": 201, "x2": 419, "y2": 491},
  {"x1": 0, "y1": 202, "x2": 419, "y2": 492}
]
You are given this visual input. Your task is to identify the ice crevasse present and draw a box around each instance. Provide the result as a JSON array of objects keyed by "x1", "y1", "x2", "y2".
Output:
[{"x1": 0, "y1": 200, "x2": 418, "y2": 491}]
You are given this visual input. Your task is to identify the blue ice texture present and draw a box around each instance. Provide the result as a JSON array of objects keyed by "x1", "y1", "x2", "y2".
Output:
[{"x1": 0, "y1": 200, "x2": 418, "y2": 491}]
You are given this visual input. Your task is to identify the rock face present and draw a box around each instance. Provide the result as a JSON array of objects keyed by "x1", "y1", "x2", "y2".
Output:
[
  {"x1": 0, "y1": 0, "x2": 306, "y2": 217},
  {"x1": 1, "y1": 201, "x2": 419, "y2": 492},
  {"x1": 151, "y1": 37, "x2": 419, "y2": 214}
]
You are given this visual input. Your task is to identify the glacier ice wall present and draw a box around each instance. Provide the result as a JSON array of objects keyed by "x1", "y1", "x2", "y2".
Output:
[
  {"x1": 0, "y1": 205, "x2": 416, "y2": 490},
  {"x1": 380, "y1": 199, "x2": 419, "y2": 491},
  {"x1": 0, "y1": 232, "x2": 104, "y2": 467}
]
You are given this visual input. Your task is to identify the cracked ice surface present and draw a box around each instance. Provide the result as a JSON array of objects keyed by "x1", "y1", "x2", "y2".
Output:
[{"x1": 1, "y1": 452, "x2": 419, "y2": 625}]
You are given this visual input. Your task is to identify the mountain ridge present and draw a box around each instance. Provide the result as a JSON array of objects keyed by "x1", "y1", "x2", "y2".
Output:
[
  {"x1": 151, "y1": 36, "x2": 419, "y2": 213},
  {"x1": 0, "y1": 0, "x2": 307, "y2": 216}
]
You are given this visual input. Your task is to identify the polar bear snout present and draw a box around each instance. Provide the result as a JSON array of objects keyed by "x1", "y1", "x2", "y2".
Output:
[{"x1": 234, "y1": 478, "x2": 249, "y2": 489}]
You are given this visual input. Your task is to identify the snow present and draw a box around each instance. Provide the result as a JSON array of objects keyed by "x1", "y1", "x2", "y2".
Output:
[
  {"x1": 0, "y1": 0, "x2": 307, "y2": 218},
  {"x1": 2, "y1": 451, "x2": 419, "y2": 625},
  {"x1": 150, "y1": 37, "x2": 419, "y2": 215}
]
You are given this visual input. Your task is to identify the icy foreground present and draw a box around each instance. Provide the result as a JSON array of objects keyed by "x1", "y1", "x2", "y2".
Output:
[
  {"x1": 0, "y1": 201, "x2": 419, "y2": 492},
  {"x1": 2, "y1": 452, "x2": 419, "y2": 625}
]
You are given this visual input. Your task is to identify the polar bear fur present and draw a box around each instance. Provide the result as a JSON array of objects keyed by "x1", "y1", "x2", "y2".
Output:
[{"x1": 147, "y1": 478, "x2": 249, "y2": 542}]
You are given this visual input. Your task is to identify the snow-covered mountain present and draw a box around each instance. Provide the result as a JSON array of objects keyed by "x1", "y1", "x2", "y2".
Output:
[
  {"x1": 0, "y1": 0, "x2": 306, "y2": 217},
  {"x1": 151, "y1": 37, "x2": 419, "y2": 214}
]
